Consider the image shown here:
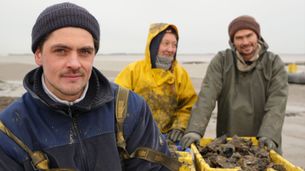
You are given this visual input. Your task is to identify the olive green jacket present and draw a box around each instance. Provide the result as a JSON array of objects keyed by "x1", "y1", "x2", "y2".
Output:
[{"x1": 186, "y1": 39, "x2": 288, "y2": 152}]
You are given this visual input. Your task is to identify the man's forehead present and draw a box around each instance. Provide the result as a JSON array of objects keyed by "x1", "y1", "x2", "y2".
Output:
[{"x1": 234, "y1": 29, "x2": 256, "y2": 36}]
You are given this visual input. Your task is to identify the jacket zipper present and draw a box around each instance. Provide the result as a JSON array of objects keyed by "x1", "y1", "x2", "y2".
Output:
[{"x1": 69, "y1": 107, "x2": 90, "y2": 171}]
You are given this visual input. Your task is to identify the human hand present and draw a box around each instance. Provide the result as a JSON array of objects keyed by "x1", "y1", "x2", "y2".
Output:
[
  {"x1": 180, "y1": 132, "x2": 201, "y2": 149},
  {"x1": 168, "y1": 129, "x2": 184, "y2": 142},
  {"x1": 259, "y1": 137, "x2": 276, "y2": 151}
]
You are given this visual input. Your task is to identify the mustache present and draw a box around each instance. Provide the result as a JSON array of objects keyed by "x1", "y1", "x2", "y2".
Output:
[{"x1": 60, "y1": 69, "x2": 85, "y2": 77}]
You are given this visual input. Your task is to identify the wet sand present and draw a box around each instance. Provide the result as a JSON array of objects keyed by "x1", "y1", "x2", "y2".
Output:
[{"x1": 0, "y1": 55, "x2": 304, "y2": 168}]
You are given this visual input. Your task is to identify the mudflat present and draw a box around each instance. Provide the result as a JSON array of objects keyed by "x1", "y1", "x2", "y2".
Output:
[{"x1": 0, "y1": 55, "x2": 304, "y2": 168}]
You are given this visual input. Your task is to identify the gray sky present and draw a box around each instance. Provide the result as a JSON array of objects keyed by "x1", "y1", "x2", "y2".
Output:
[{"x1": 0, "y1": 0, "x2": 304, "y2": 55}]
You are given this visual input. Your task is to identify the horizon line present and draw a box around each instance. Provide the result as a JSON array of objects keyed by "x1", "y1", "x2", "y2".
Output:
[{"x1": 2, "y1": 52, "x2": 305, "y2": 56}]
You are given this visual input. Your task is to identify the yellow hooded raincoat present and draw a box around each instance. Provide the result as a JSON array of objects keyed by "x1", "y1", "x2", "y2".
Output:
[{"x1": 115, "y1": 23, "x2": 197, "y2": 133}]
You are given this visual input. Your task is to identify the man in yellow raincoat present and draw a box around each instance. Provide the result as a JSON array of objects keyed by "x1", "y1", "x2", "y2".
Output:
[{"x1": 115, "y1": 23, "x2": 197, "y2": 142}]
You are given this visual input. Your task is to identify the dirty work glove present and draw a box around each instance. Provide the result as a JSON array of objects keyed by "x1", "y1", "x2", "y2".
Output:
[
  {"x1": 259, "y1": 137, "x2": 277, "y2": 151},
  {"x1": 180, "y1": 132, "x2": 201, "y2": 149},
  {"x1": 168, "y1": 129, "x2": 184, "y2": 142}
]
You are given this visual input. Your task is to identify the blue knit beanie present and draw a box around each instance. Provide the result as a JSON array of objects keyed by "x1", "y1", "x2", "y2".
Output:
[{"x1": 31, "y1": 2, "x2": 100, "y2": 53}]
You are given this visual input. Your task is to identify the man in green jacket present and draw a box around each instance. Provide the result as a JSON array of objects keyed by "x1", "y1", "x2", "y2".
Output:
[{"x1": 181, "y1": 15, "x2": 288, "y2": 154}]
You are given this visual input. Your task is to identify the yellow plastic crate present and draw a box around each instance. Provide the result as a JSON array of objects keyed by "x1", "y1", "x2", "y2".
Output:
[
  {"x1": 288, "y1": 63, "x2": 298, "y2": 73},
  {"x1": 191, "y1": 137, "x2": 304, "y2": 171},
  {"x1": 177, "y1": 151, "x2": 196, "y2": 171}
]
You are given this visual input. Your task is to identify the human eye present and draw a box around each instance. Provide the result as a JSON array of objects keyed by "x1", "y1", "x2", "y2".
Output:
[
  {"x1": 234, "y1": 36, "x2": 242, "y2": 42},
  {"x1": 247, "y1": 33, "x2": 254, "y2": 39},
  {"x1": 53, "y1": 48, "x2": 67, "y2": 56},
  {"x1": 79, "y1": 48, "x2": 93, "y2": 56},
  {"x1": 172, "y1": 43, "x2": 177, "y2": 48},
  {"x1": 161, "y1": 41, "x2": 170, "y2": 47}
]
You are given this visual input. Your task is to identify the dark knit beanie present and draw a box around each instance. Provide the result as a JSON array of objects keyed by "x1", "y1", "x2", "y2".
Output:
[
  {"x1": 228, "y1": 15, "x2": 260, "y2": 41},
  {"x1": 31, "y1": 2, "x2": 100, "y2": 53}
]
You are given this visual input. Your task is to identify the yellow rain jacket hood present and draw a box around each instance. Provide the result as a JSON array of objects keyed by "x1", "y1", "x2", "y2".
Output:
[{"x1": 115, "y1": 23, "x2": 197, "y2": 133}]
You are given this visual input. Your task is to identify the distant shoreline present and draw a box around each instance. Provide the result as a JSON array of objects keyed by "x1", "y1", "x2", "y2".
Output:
[{"x1": 1, "y1": 52, "x2": 305, "y2": 57}]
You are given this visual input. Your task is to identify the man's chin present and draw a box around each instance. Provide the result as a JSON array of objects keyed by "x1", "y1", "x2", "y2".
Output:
[{"x1": 60, "y1": 85, "x2": 84, "y2": 94}]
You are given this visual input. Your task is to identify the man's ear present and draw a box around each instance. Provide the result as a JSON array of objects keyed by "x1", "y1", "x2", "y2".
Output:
[{"x1": 34, "y1": 49, "x2": 42, "y2": 66}]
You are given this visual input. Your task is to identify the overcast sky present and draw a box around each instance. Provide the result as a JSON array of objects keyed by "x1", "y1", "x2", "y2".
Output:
[{"x1": 0, "y1": 0, "x2": 304, "y2": 55}]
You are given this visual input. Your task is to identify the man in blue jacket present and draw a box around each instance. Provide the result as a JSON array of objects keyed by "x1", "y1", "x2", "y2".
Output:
[{"x1": 0, "y1": 2, "x2": 172, "y2": 171}]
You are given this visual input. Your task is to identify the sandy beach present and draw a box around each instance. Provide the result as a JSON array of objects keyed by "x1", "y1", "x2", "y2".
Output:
[{"x1": 0, "y1": 54, "x2": 304, "y2": 168}]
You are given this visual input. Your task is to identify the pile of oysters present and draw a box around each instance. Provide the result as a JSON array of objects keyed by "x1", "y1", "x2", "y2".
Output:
[{"x1": 197, "y1": 135, "x2": 285, "y2": 171}]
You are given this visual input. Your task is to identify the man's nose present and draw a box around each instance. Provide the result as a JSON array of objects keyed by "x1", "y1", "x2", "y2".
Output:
[
  {"x1": 241, "y1": 38, "x2": 250, "y2": 45},
  {"x1": 67, "y1": 52, "x2": 81, "y2": 69}
]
